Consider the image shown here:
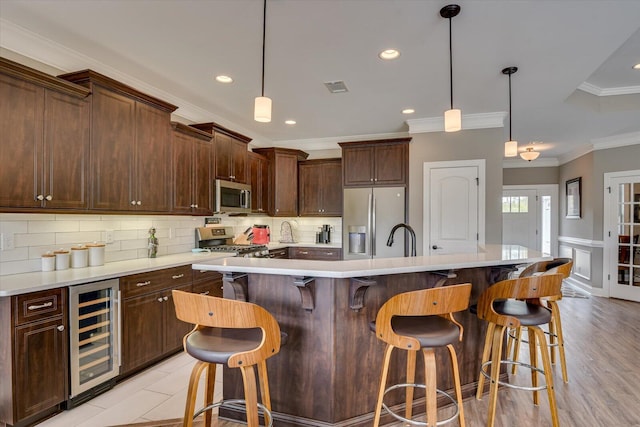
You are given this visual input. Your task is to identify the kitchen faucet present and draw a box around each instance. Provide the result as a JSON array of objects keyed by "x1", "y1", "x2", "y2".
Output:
[{"x1": 386, "y1": 223, "x2": 417, "y2": 257}]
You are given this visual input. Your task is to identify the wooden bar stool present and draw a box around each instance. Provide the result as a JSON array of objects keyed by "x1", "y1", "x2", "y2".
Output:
[
  {"x1": 507, "y1": 258, "x2": 573, "y2": 383},
  {"x1": 172, "y1": 290, "x2": 282, "y2": 427},
  {"x1": 371, "y1": 283, "x2": 472, "y2": 427},
  {"x1": 475, "y1": 274, "x2": 563, "y2": 427}
]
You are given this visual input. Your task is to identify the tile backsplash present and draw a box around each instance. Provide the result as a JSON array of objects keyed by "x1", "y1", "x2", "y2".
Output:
[{"x1": 0, "y1": 213, "x2": 341, "y2": 276}]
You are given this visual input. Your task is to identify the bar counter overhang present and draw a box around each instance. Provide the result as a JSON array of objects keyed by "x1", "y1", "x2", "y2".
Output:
[{"x1": 192, "y1": 245, "x2": 549, "y2": 427}]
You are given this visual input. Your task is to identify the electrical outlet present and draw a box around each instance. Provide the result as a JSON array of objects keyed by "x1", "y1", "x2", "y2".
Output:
[
  {"x1": 105, "y1": 230, "x2": 114, "y2": 244},
  {"x1": 1, "y1": 233, "x2": 15, "y2": 251}
]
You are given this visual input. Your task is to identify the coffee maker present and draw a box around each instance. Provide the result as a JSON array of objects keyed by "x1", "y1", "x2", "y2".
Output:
[{"x1": 316, "y1": 224, "x2": 331, "y2": 244}]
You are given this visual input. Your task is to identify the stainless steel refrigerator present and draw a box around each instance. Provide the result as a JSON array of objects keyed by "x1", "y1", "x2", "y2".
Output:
[{"x1": 342, "y1": 187, "x2": 406, "y2": 259}]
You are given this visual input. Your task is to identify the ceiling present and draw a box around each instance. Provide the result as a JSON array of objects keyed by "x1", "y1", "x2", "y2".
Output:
[{"x1": 2, "y1": 0, "x2": 640, "y2": 162}]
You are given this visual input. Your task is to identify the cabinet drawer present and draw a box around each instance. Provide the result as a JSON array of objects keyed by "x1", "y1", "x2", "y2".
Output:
[
  {"x1": 192, "y1": 268, "x2": 222, "y2": 285},
  {"x1": 290, "y1": 247, "x2": 342, "y2": 260},
  {"x1": 192, "y1": 280, "x2": 224, "y2": 298},
  {"x1": 268, "y1": 248, "x2": 289, "y2": 259},
  {"x1": 121, "y1": 265, "x2": 192, "y2": 299},
  {"x1": 14, "y1": 288, "x2": 65, "y2": 326}
]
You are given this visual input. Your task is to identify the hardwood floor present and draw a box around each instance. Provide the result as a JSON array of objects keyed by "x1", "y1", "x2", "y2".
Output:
[{"x1": 123, "y1": 294, "x2": 640, "y2": 427}]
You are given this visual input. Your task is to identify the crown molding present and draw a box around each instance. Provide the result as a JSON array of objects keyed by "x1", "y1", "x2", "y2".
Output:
[
  {"x1": 578, "y1": 81, "x2": 640, "y2": 97},
  {"x1": 558, "y1": 144, "x2": 594, "y2": 165},
  {"x1": 262, "y1": 131, "x2": 409, "y2": 151},
  {"x1": 406, "y1": 112, "x2": 507, "y2": 134},
  {"x1": 592, "y1": 130, "x2": 640, "y2": 150},
  {"x1": 502, "y1": 157, "x2": 559, "y2": 169}
]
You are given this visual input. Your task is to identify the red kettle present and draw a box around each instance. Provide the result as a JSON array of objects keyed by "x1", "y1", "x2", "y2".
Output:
[{"x1": 252, "y1": 225, "x2": 270, "y2": 244}]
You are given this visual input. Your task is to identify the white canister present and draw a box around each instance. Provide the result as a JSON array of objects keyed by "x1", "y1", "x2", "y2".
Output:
[
  {"x1": 54, "y1": 249, "x2": 70, "y2": 270},
  {"x1": 87, "y1": 243, "x2": 106, "y2": 266},
  {"x1": 41, "y1": 253, "x2": 56, "y2": 272},
  {"x1": 71, "y1": 245, "x2": 89, "y2": 268}
]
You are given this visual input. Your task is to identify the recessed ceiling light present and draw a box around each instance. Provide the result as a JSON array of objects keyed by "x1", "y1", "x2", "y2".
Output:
[
  {"x1": 215, "y1": 75, "x2": 233, "y2": 83},
  {"x1": 402, "y1": 108, "x2": 415, "y2": 114},
  {"x1": 285, "y1": 120, "x2": 296, "y2": 125},
  {"x1": 379, "y1": 49, "x2": 400, "y2": 60},
  {"x1": 633, "y1": 63, "x2": 640, "y2": 70}
]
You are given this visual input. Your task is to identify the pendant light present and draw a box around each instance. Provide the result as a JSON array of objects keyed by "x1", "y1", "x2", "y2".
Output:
[
  {"x1": 520, "y1": 146, "x2": 540, "y2": 162},
  {"x1": 440, "y1": 4, "x2": 461, "y2": 132},
  {"x1": 254, "y1": 0, "x2": 271, "y2": 123},
  {"x1": 503, "y1": 66, "x2": 518, "y2": 157}
]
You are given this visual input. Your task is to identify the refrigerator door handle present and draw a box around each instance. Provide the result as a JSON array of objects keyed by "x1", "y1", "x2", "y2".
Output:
[
  {"x1": 372, "y1": 194, "x2": 376, "y2": 256},
  {"x1": 367, "y1": 193, "x2": 373, "y2": 257}
]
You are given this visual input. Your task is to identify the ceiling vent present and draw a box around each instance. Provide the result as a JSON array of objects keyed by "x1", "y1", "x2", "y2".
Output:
[{"x1": 324, "y1": 81, "x2": 349, "y2": 93}]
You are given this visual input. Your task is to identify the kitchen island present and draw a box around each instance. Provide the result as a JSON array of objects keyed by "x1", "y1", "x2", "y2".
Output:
[{"x1": 192, "y1": 245, "x2": 549, "y2": 427}]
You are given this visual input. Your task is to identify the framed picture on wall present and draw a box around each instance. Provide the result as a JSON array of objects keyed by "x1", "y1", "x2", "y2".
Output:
[{"x1": 566, "y1": 177, "x2": 581, "y2": 219}]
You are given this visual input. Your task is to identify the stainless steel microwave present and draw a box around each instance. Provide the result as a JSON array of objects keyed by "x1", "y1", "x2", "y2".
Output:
[{"x1": 215, "y1": 179, "x2": 251, "y2": 213}]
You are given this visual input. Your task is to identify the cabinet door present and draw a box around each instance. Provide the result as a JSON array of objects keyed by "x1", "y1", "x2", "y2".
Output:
[
  {"x1": 374, "y1": 144, "x2": 406, "y2": 186},
  {"x1": 193, "y1": 137, "x2": 213, "y2": 214},
  {"x1": 14, "y1": 317, "x2": 67, "y2": 421},
  {"x1": 43, "y1": 90, "x2": 90, "y2": 209},
  {"x1": 249, "y1": 153, "x2": 269, "y2": 213},
  {"x1": 91, "y1": 86, "x2": 136, "y2": 210},
  {"x1": 171, "y1": 131, "x2": 194, "y2": 213},
  {"x1": 135, "y1": 103, "x2": 170, "y2": 212},
  {"x1": 230, "y1": 138, "x2": 247, "y2": 183},
  {"x1": 163, "y1": 282, "x2": 193, "y2": 353},
  {"x1": 121, "y1": 292, "x2": 164, "y2": 374},
  {"x1": 214, "y1": 133, "x2": 232, "y2": 181},
  {"x1": 321, "y1": 161, "x2": 343, "y2": 216},
  {"x1": 0, "y1": 74, "x2": 43, "y2": 208},
  {"x1": 342, "y1": 146, "x2": 374, "y2": 187},
  {"x1": 273, "y1": 153, "x2": 299, "y2": 216},
  {"x1": 298, "y1": 163, "x2": 323, "y2": 216}
]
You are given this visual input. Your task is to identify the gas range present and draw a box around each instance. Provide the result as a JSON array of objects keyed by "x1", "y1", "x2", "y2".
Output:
[{"x1": 196, "y1": 226, "x2": 269, "y2": 258}]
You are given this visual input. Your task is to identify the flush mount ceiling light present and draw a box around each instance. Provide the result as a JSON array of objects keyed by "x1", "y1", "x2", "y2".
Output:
[
  {"x1": 503, "y1": 66, "x2": 519, "y2": 157},
  {"x1": 215, "y1": 75, "x2": 233, "y2": 83},
  {"x1": 254, "y1": 0, "x2": 271, "y2": 123},
  {"x1": 402, "y1": 108, "x2": 415, "y2": 114},
  {"x1": 285, "y1": 119, "x2": 296, "y2": 125},
  {"x1": 520, "y1": 146, "x2": 540, "y2": 162},
  {"x1": 633, "y1": 63, "x2": 640, "y2": 70},
  {"x1": 440, "y1": 4, "x2": 461, "y2": 132},
  {"x1": 379, "y1": 49, "x2": 400, "y2": 60}
]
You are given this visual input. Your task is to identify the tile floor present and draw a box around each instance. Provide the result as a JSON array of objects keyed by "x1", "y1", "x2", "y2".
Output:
[{"x1": 37, "y1": 352, "x2": 220, "y2": 427}]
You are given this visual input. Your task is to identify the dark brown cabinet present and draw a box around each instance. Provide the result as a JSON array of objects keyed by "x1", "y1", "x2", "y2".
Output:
[
  {"x1": 192, "y1": 269, "x2": 224, "y2": 298},
  {"x1": 248, "y1": 151, "x2": 269, "y2": 214},
  {"x1": 0, "y1": 58, "x2": 90, "y2": 210},
  {"x1": 289, "y1": 246, "x2": 342, "y2": 260},
  {"x1": 339, "y1": 138, "x2": 410, "y2": 187},
  {"x1": 59, "y1": 70, "x2": 177, "y2": 212},
  {"x1": 0, "y1": 288, "x2": 68, "y2": 427},
  {"x1": 171, "y1": 122, "x2": 213, "y2": 215},
  {"x1": 190, "y1": 122, "x2": 251, "y2": 184},
  {"x1": 120, "y1": 265, "x2": 193, "y2": 376},
  {"x1": 253, "y1": 148, "x2": 308, "y2": 216},
  {"x1": 298, "y1": 159, "x2": 342, "y2": 216}
]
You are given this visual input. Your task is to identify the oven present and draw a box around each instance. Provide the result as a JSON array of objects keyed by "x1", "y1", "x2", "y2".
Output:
[
  {"x1": 196, "y1": 226, "x2": 269, "y2": 257},
  {"x1": 215, "y1": 179, "x2": 251, "y2": 213}
]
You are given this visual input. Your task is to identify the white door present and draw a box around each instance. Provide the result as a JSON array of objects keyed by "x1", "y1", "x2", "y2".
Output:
[
  {"x1": 606, "y1": 175, "x2": 640, "y2": 302},
  {"x1": 502, "y1": 189, "x2": 538, "y2": 250},
  {"x1": 428, "y1": 166, "x2": 479, "y2": 254}
]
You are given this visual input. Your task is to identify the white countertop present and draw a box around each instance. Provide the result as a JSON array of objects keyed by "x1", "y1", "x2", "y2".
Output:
[
  {"x1": 192, "y1": 244, "x2": 549, "y2": 279},
  {"x1": 266, "y1": 242, "x2": 342, "y2": 249},
  {"x1": 0, "y1": 252, "x2": 230, "y2": 297}
]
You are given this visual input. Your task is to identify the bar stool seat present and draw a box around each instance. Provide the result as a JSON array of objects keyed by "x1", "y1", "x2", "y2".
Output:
[
  {"x1": 372, "y1": 283, "x2": 472, "y2": 427},
  {"x1": 172, "y1": 290, "x2": 282, "y2": 427},
  {"x1": 494, "y1": 300, "x2": 551, "y2": 325}
]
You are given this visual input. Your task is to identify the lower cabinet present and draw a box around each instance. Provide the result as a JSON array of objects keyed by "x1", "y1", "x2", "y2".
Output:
[
  {"x1": 192, "y1": 269, "x2": 224, "y2": 298},
  {"x1": 268, "y1": 247, "x2": 289, "y2": 259},
  {"x1": 120, "y1": 265, "x2": 193, "y2": 376},
  {"x1": 289, "y1": 247, "x2": 342, "y2": 260},
  {"x1": 0, "y1": 288, "x2": 68, "y2": 427}
]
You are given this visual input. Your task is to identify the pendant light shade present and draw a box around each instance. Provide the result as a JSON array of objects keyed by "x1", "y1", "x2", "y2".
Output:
[
  {"x1": 520, "y1": 147, "x2": 540, "y2": 161},
  {"x1": 502, "y1": 66, "x2": 518, "y2": 157},
  {"x1": 254, "y1": 0, "x2": 271, "y2": 123},
  {"x1": 440, "y1": 4, "x2": 461, "y2": 132}
]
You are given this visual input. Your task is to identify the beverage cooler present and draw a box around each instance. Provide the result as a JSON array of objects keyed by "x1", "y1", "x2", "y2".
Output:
[{"x1": 68, "y1": 279, "x2": 120, "y2": 407}]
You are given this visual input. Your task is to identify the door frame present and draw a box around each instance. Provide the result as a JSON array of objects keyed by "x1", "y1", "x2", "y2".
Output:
[
  {"x1": 423, "y1": 159, "x2": 485, "y2": 255},
  {"x1": 602, "y1": 169, "x2": 640, "y2": 298},
  {"x1": 503, "y1": 184, "x2": 559, "y2": 256}
]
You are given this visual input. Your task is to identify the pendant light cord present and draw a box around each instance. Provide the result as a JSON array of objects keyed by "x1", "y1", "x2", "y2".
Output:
[
  {"x1": 508, "y1": 72, "x2": 512, "y2": 141},
  {"x1": 261, "y1": 0, "x2": 266, "y2": 97},
  {"x1": 448, "y1": 16, "x2": 454, "y2": 110}
]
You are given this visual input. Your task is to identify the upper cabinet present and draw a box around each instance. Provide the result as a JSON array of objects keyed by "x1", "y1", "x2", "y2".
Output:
[
  {"x1": 248, "y1": 151, "x2": 269, "y2": 214},
  {"x1": 339, "y1": 138, "x2": 411, "y2": 187},
  {"x1": 0, "y1": 58, "x2": 91, "y2": 210},
  {"x1": 190, "y1": 122, "x2": 251, "y2": 184},
  {"x1": 59, "y1": 70, "x2": 177, "y2": 212},
  {"x1": 171, "y1": 122, "x2": 213, "y2": 215},
  {"x1": 298, "y1": 159, "x2": 342, "y2": 216},
  {"x1": 253, "y1": 148, "x2": 308, "y2": 217}
]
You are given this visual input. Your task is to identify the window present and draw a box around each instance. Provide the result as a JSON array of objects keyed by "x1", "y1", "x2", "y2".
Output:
[{"x1": 502, "y1": 196, "x2": 529, "y2": 213}]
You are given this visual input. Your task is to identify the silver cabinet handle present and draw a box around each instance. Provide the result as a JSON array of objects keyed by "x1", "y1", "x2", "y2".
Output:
[
  {"x1": 28, "y1": 301, "x2": 53, "y2": 310},
  {"x1": 57, "y1": 325, "x2": 64, "y2": 332},
  {"x1": 136, "y1": 201, "x2": 142, "y2": 206},
  {"x1": 300, "y1": 251, "x2": 309, "y2": 255},
  {"x1": 172, "y1": 274, "x2": 184, "y2": 279},
  {"x1": 36, "y1": 194, "x2": 44, "y2": 201},
  {"x1": 200, "y1": 291, "x2": 210, "y2": 296},
  {"x1": 193, "y1": 204, "x2": 198, "y2": 208},
  {"x1": 45, "y1": 195, "x2": 52, "y2": 201},
  {"x1": 163, "y1": 296, "x2": 169, "y2": 301},
  {"x1": 131, "y1": 200, "x2": 136, "y2": 205},
  {"x1": 157, "y1": 297, "x2": 163, "y2": 302},
  {"x1": 136, "y1": 281, "x2": 151, "y2": 287},
  {"x1": 326, "y1": 252, "x2": 334, "y2": 255}
]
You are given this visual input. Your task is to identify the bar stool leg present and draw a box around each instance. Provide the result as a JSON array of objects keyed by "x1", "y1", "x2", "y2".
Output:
[
  {"x1": 527, "y1": 327, "x2": 540, "y2": 405},
  {"x1": 476, "y1": 322, "x2": 495, "y2": 400},
  {"x1": 549, "y1": 301, "x2": 568, "y2": 383},
  {"x1": 204, "y1": 363, "x2": 216, "y2": 427},
  {"x1": 422, "y1": 349, "x2": 438, "y2": 427},
  {"x1": 184, "y1": 360, "x2": 208, "y2": 427},
  {"x1": 510, "y1": 327, "x2": 523, "y2": 374},
  {"x1": 487, "y1": 324, "x2": 505, "y2": 427},
  {"x1": 532, "y1": 326, "x2": 560, "y2": 427},
  {"x1": 373, "y1": 344, "x2": 394, "y2": 427},
  {"x1": 257, "y1": 360, "x2": 272, "y2": 411},
  {"x1": 447, "y1": 344, "x2": 466, "y2": 427},
  {"x1": 240, "y1": 365, "x2": 260, "y2": 427},
  {"x1": 405, "y1": 349, "x2": 417, "y2": 422}
]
